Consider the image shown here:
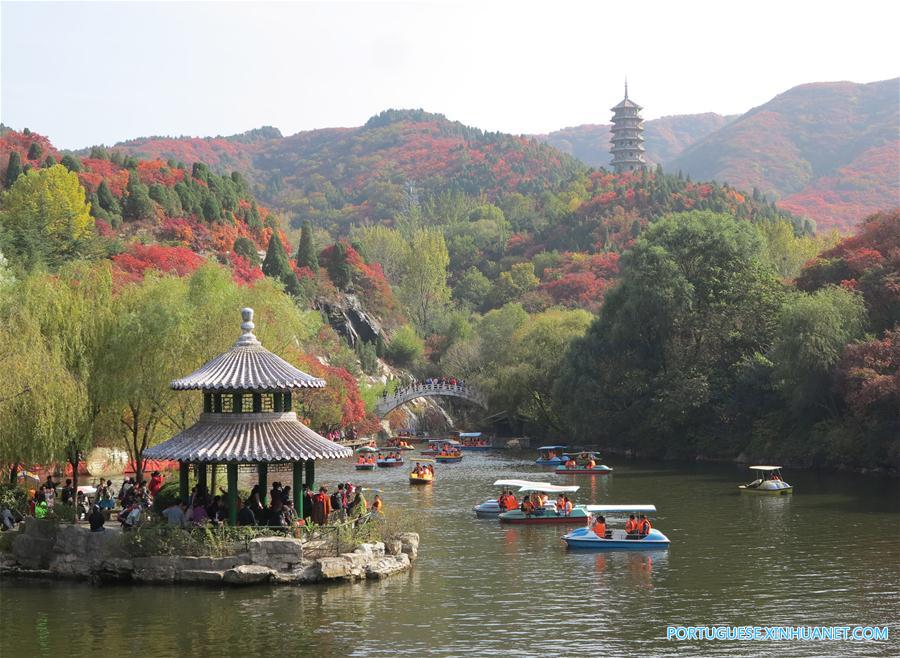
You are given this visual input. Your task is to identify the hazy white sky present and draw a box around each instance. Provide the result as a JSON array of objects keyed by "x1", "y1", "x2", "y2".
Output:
[{"x1": 2, "y1": 0, "x2": 898, "y2": 149}]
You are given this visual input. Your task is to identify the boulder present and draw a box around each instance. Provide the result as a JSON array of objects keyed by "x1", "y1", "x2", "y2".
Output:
[
  {"x1": 249, "y1": 537, "x2": 303, "y2": 571},
  {"x1": 12, "y1": 519, "x2": 58, "y2": 569},
  {"x1": 179, "y1": 569, "x2": 225, "y2": 583},
  {"x1": 133, "y1": 556, "x2": 178, "y2": 583},
  {"x1": 94, "y1": 558, "x2": 134, "y2": 582},
  {"x1": 384, "y1": 538, "x2": 403, "y2": 556},
  {"x1": 176, "y1": 555, "x2": 248, "y2": 572},
  {"x1": 353, "y1": 542, "x2": 385, "y2": 557},
  {"x1": 397, "y1": 532, "x2": 420, "y2": 561},
  {"x1": 316, "y1": 556, "x2": 352, "y2": 580},
  {"x1": 365, "y1": 553, "x2": 411, "y2": 580},
  {"x1": 223, "y1": 564, "x2": 275, "y2": 586}
]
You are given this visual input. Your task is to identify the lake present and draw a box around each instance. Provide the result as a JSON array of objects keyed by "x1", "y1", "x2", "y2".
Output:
[{"x1": 2, "y1": 451, "x2": 898, "y2": 656}]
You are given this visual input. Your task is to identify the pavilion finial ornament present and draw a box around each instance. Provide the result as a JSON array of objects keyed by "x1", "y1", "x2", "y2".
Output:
[{"x1": 236, "y1": 307, "x2": 261, "y2": 347}]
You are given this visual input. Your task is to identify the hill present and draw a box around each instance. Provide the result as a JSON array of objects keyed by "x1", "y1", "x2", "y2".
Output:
[
  {"x1": 108, "y1": 110, "x2": 589, "y2": 237},
  {"x1": 534, "y1": 112, "x2": 734, "y2": 167},
  {"x1": 668, "y1": 79, "x2": 899, "y2": 232}
]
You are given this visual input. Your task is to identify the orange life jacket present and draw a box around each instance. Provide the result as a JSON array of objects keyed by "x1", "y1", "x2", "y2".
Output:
[
  {"x1": 625, "y1": 519, "x2": 637, "y2": 533},
  {"x1": 640, "y1": 519, "x2": 651, "y2": 535},
  {"x1": 586, "y1": 460, "x2": 596, "y2": 469},
  {"x1": 592, "y1": 522, "x2": 606, "y2": 537},
  {"x1": 564, "y1": 500, "x2": 573, "y2": 513}
]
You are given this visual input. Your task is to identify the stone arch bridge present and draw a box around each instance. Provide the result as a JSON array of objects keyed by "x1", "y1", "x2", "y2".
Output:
[{"x1": 375, "y1": 381, "x2": 487, "y2": 417}]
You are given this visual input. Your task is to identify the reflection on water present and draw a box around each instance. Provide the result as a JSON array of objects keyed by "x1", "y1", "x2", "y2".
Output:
[{"x1": 2, "y1": 452, "x2": 898, "y2": 656}]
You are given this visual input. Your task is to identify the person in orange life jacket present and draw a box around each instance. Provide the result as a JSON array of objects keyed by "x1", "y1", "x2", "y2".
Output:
[
  {"x1": 504, "y1": 490, "x2": 518, "y2": 511},
  {"x1": 563, "y1": 496, "x2": 573, "y2": 516},
  {"x1": 564, "y1": 458, "x2": 577, "y2": 469},
  {"x1": 555, "y1": 494, "x2": 566, "y2": 515},
  {"x1": 586, "y1": 457, "x2": 596, "y2": 469},
  {"x1": 625, "y1": 514, "x2": 638, "y2": 538},
  {"x1": 521, "y1": 497, "x2": 535, "y2": 516},
  {"x1": 638, "y1": 514, "x2": 651, "y2": 536},
  {"x1": 592, "y1": 515, "x2": 607, "y2": 539}
]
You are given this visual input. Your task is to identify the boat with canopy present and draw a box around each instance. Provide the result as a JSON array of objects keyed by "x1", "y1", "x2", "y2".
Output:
[
  {"x1": 420, "y1": 438, "x2": 461, "y2": 456},
  {"x1": 376, "y1": 452, "x2": 404, "y2": 468},
  {"x1": 554, "y1": 451, "x2": 613, "y2": 475},
  {"x1": 354, "y1": 446, "x2": 377, "y2": 470},
  {"x1": 534, "y1": 445, "x2": 570, "y2": 466},
  {"x1": 455, "y1": 431, "x2": 492, "y2": 451},
  {"x1": 738, "y1": 466, "x2": 793, "y2": 495},
  {"x1": 473, "y1": 479, "x2": 555, "y2": 518},
  {"x1": 498, "y1": 484, "x2": 585, "y2": 524},
  {"x1": 409, "y1": 459, "x2": 436, "y2": 485},
  {"x1": 562, "y1": 505, "x2": 670, "y2": 550}
]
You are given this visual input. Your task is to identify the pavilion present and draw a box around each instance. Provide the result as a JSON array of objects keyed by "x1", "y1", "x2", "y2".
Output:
[{"x1": 143, "y1": 308, "x2": 352, "y2": 525}]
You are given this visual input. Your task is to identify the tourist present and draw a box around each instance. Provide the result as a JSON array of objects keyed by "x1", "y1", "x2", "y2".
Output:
[
  {"x1": 503, "y1": 490, "x2": 518, "y2": 511},
  {"x1": 586, "y1": 455, "x2": 597, "y2": 470},
  {"x1": 163, "y1": 500, "x2": 187, "y2": 527},
  {"x1": 555, "y1": 494, "x2": 566, "y2": 515},
  {"x1": 148, "y1": 471, "x2": 164, "y2": 496},
  {"x1": 191, "y1": 500, "x2": 209, "y2": 525},
  {"x1": 372, "y1": 495, "x2": 383, "y2": 514},
  {"x1": 330, "y1": 485, "x2": 344, "y2": 514},
  {"x1": 121, "y1": 502, "x2": 142, "y2": 531},
  {"x1": 208, "y1": 496, "x2": 227, "y2": 526},
  {"x1": 61, "y1": 479, "x2": 74, "y2": 505},
  {"x1": 97, "y1": 480, "x2": 115, "y2": 511},
  {"x1": 624, "y1": 514, "x2": 638, "y2": 538},
  {"x1": 638, "y1": 514, "x2": 651, "y2": 536},
  {"x1": 348, "y1": 489, "x2": 367, "y2": 517},
  {"x1": 268, "y1": 498, "x2": 289, "y2": 528},
  {"x1": 303, "y1": 485, "x2": 315, "y2": 520},
  {"x1": 246, "y1": 490, "x2": 264, "y2": 519},
  {"x1": 88, "y1": 505, "x2": 105, "y2": 532},
  {"x1": 592, "y1": 515, "x2": 607, "y2": 539},
  {"x1": 237, "y1": 498, "x2": 256, "y2": 526},
  {"x1": 564, "y1": 457, "x2": 577, "y2": 469},
  {"x1": 562, "y1": 495, "x2": 574, "y2": 516},
  {"x1": 281, "y1": 486, "x2": 292, "y2": 505},
  {"x1": 34, "y1": 494, "x2": 49, "y2": 519},
  {"x1": 1, "y1": 506, "x2": 17, "y2": 531},
  {"x1": 521, "y1": 497, "x2": 535, "y2": 517},
  {"x1": 43, "y1": 483, "x2": 56, "y2": 509},
  {"x1": 270, "y1": 482, "x2": 283, "y2": 505},
  {"x1": 75, "y1": 491, "x2": 89, "y2": 521},
  {"x1": 312, "y1": 486, "x2": 331, "y2": 525}
]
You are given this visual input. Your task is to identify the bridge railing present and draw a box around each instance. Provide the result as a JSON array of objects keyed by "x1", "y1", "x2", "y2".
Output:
[{"x1": 375, "y1": 381, "x2": 486, "y2": 415}]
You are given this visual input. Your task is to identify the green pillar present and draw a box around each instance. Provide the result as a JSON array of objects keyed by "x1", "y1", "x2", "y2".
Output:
[
  {"x1": 257, "y1": 463, "x2": 268, "y2": 506},
  {"x1": 198, "y1": 463, "x2": 208, "y2": 494},
  {"x1": 305, "y1": 459, "x2": 315, "y2": 493},
  {"x1": 293, "y1": 461, "x2": 303, "y2": 518},
  {"x1": 213, "y1": 394, "x2": 223, "y2": 413},
  {"x1": 233, "y1": 392, "x2": 242, "y2": 413},
  {"x1": 252, "y1": 393, "x2": 262, "y2": 413},
  {"x1": 273, "y1": 393, "x2": 283, "y2": 413},
  {"x1": 284, "y1": 392, "x2": 292, "y2": 412},
  {"x1": 179, "y1": 462, "x2": 189, "y2": 504},
  {"x1": 227, "y1": 463, "x2": 238, "y2": 526}
]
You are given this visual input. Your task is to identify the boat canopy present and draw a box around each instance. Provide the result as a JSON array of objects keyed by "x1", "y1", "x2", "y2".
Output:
[
  {"x1": 518, "y1": 484, "x2": 579, "y2": 494},
  {"x1": 459, "y1": 432, "x2": 482, "y2": 438},
  {"x1": 584, "y1": 504, "x2": 657, "y2": 513},
  {"x1": 356, "y1": 446, "x2": 378, "y2": 453},
  {"x1": 412, "y1": 458, "x2": 436, "y2": 463},
  {"x1": 492, "y1": 479, "x2": 552, "y2": 488},
  {"x1": 537, "y1": 445, "x2": 568, "y2": 451},
  {"x1": 749, "y1": 465, "x2": 782, "y2": 471}
]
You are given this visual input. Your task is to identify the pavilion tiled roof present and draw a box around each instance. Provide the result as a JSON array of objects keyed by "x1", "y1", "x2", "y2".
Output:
[
  {"x1": 171, "y1": 308, "x2": 326, "y2": 391},
  {"x1": 144, "y1": 412, "x2": 352, "y2": 462}
]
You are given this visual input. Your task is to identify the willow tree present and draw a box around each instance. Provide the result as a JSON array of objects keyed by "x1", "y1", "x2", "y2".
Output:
[{"x1": 399, "y1": 228, "x2": 450, "y2": 333}]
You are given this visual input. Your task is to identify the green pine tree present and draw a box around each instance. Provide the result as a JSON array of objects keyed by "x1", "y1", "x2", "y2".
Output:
[
  {"x1": 27, "y1": 142, "x2": 42, "y2": 160},
  {"x1": 60, "y1": 154, "x2": 81, "y2": 172},
  {"x1": 43, "y1": 155, "x2": 57, "y2": 168},
  {"x1": 296, "y1": 220, "x2": 319, "y2": 272},
  {"x1": 97, "y1": 180, "x2": 120, "y2": 214},
  {"x1": 262, "y1": 235, "x2": 301, "y2": 296},
  {"x1": 5, "y1": 152, "x2": 23, "y2": 187}
]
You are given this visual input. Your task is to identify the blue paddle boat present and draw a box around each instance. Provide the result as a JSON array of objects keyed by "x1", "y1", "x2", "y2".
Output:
[
  {"x1": 473, "y1": 479, "x2": 554, "y2": 518},
  {"x1": 562, "y1": 505, "x2": 670, "y2": 551},
  {"x1": 457, "y1": 432, "x2": 492, "y2": 451},
  {"x1": 535, "y1": 445, "x2": 569, "y2": 466}
]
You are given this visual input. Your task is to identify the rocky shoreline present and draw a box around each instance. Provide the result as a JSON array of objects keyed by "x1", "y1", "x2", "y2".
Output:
[{"x1": 0, "y1": 519, "x2": 418, "y2": 587}]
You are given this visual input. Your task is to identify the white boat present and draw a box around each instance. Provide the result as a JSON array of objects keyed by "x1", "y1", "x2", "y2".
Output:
[
  {"x1": 473, "y1": 479, "x2": 554, "y2": 518},
  {"x1": 562, "y1": 505, "x2": 670, "y2": 550},
  {"x1": 738, "y1": 466, "x2": 793, "y2": 495}
]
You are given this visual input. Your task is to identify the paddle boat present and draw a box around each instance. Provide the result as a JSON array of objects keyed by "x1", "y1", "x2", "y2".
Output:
[
  {"x1": 456, "y1": 432, "x2": 493, "y2": 451},
  {"x1": 473, "y1": 479, "x2": 554, "y2": 518},
  {"x1": 387, "y1": 436, "x2": 416, "y2": 450},
  {"x1": 354, "y1": 446, "x2": 377, "y2": 470},
  {"x1": 535, "y1": 445, "x2": 570, "y2": 466},
  {"x1": 562, "y1": 505, "x2": 670, "y2": 551},
  {"x1": 409, "y1": 459, "x2": 436, "y2": 485},
  {"x1": 738, "y1": 466, "x2": 793, "y2": 495},
  {"x1": 435, "y1": 449, "x2": 464, "y2": 464},
  {"x1": 376, "y1": 452, "x2": 404, "y2": 468},
  {"x1": 421, "y1": 439, "x2": 461, "y2": 456},
  {"x1": 554, "y1": 452, "x2": 613, "y2": 475},
  {"x1": 498, "y1": 484, "x2": 585, "y2": 524}
]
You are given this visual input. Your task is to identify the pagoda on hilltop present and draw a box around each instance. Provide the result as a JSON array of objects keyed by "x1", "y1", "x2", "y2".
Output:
[{"x1": 610, "y1": 81, "x2": 647, "y2": 173}]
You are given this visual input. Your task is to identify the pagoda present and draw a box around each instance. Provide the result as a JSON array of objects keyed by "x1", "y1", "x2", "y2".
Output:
[
  {"x1": 144, "y1": 308, "x2": 352, "y2": 525},
  {"x1": 609, "y1": 81, "x2": 647, "y2": 173}
]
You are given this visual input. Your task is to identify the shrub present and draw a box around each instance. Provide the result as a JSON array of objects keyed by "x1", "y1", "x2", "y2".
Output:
[{"x1": 385, "y1": 325, "x2": 424, "y2": 367}]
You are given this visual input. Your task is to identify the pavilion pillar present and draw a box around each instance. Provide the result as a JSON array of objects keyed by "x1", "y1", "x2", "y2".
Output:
[
  {"x1": 257, "y1": 463, "x2": 268, "y2": 506},
  {"x1": 198, "y1": 463, "x2": 208, "y2": 495},
  {"x1": 227, "y1": 463, "x2": 238, "y2": 526},
  {"x1": 179, "y1": 462, "x2": 189, "y2": 504},
  {"x1": 305, "y1": 459, "x2": 315, "y2": 493},
  {"x1": 293, "y1": 461, "x2": 303, "y2": 518}
]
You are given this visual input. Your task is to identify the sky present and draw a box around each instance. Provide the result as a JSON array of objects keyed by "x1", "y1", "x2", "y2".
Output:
[{"x1": 2, "y1": 0, "x2": 898, "y2": 149}]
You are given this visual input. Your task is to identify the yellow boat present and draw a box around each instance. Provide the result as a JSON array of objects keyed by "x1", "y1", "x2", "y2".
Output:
[
  {"x1": 738, "y1": 465, "x2": 793, "y2": 495},
  {"x1": 409, "y1": 458, "x2": 435, "y2": 485}
]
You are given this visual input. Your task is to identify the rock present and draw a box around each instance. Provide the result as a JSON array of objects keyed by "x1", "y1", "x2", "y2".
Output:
[
  {"x1": 179, "y1": 569, "x2": 225, "y2": 583},
  {"x1": 318, "y1": 294, "x2": 382, "y2": 347},
  {"x1": 384, "y1": 538, "x2": 403, "y2": 556},
  {"x1": 12, "y1": 519, "x2": 58, "y2": 569},
  {"x1": 223, "y1": 564, "x2": 275, "y2": 585},
  {"x1": 397, "y1": 532, "x2": 420, "y2": 561},
  {"x1": 365, "y1": 553, "x2": 411, "y2": 580},
  {"x1": 176, "y1": 555, "x2": 248, "y2": 572},
  {"x1": 49, "y1": 553, "x2": 91, "y2": 577},
  {"x1": 133, "y1": 556, "x2": 178, "y2": 583},
  {"x1": 249, "y1": 537, "x2": 303, "y2": 571},
  {"x1": 353, "y1": 542, "x2": 385, "y2": 557},
  {"x1": 95, "y1": 558, "x2": 134, "y2": 582},
  {"x1": 316, "y1": 556, "x2": 352, "y2": 580}
]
